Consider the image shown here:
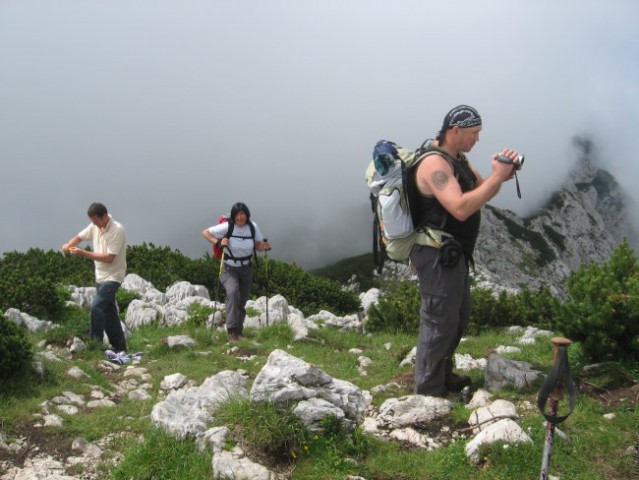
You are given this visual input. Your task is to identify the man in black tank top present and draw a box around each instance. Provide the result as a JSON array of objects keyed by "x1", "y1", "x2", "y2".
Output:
[{"x1": 410, "y1": 105, "x2": 522, "y2": 398}]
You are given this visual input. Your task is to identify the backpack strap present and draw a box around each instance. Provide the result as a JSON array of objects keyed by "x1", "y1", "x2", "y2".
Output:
[
  {"x1": 408, "y1": 144, "x2": 472, "y2": 229},
  {"x1": 223, "y1": 221, "x2": 237, "y2": 259},
  {"x1": 223, "y1": 221, "x2": 259, "y2": 267},
  {"x1": 225, "y1": 221, "x2": 235, "y2": 239},
  {"x1": 414, "y1": 144, "x2": 457, "y2": 172},
  {"x1": 406, "y1": 148, "x2": 454, "y2": 230},
  {"x1": 248, "y1": 221, "x2": 259, "y2": 267}
]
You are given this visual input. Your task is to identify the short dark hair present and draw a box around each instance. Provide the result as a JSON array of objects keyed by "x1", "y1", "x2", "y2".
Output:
[
  {"x1": 230, "y1": 202, "x2": 251, "y2": 223},
  {"x1": 87, "y1": 202, "x2": 108, "y2": 217}
]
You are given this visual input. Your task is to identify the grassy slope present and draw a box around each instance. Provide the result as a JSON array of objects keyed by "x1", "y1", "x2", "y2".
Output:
[{"x1": 1, "y1": 305, "x2": 638, "y2": 480}]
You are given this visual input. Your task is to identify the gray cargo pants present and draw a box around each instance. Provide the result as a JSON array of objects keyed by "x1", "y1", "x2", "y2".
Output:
[
  {"x1": 221, "y1": 264, "x2": 253, "y2": 335},
  {"x1": 410, "y1": 244, "x2": 471, "y2": 397}
]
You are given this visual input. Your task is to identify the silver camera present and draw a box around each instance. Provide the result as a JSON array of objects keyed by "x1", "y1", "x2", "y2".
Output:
[{"x1": 496, "y1": 154, "x2": 525, "y2": 171}]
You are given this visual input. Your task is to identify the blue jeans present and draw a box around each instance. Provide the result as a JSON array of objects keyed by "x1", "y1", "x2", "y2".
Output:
[{"x1": 90, "y1": 281, "x2": 127, "y2": 352}]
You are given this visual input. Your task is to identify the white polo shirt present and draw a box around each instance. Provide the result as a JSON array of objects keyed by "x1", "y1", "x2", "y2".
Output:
[{"x1": 79, "y1": 215, "x2": 127, "y2": 283}]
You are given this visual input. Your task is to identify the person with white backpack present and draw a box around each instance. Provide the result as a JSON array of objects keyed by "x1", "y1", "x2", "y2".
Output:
[{"x1": 410, "y1": 105, "x2": 522, "y2": 398}]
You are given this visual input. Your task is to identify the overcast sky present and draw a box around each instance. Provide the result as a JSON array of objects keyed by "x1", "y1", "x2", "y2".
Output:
[{"x1": 1, "y1": 0, "x2": 638, "y2": 269}]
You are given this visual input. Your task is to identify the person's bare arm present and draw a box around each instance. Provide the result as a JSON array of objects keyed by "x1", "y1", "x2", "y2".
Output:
[
  {"x1": 68, "y1": 247, "x2": 116, "y2": 263},
  {"x1": 202, "y1": 228, "x2": 229, "y2": 247},
  {"x1": 416, "y1": 151, "x2": 517, "y2": 221},
  {"x1": 63, "y1": 234, "x2": 117, "y2": 263},
  {"x1": 61, "y1": 235, "x2": 82, "y2": 252}
]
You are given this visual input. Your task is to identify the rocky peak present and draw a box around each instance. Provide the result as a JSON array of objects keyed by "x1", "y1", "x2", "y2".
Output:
[{"x1": 474, "y1": 136, "x2": 637, "y2": 297}]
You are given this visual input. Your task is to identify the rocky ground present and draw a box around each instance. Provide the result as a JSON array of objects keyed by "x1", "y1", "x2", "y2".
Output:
[
  {"x1": 2, "y1": 278, "x2": 637, "y2": 479},
  {"x1": 1, "y1": 349, "x2": 637, "y2": 480}
]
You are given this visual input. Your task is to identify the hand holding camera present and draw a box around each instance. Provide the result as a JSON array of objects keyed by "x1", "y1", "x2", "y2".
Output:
[
  {"x1": 495, "y1": 151, "x2": 525, "y2": 199},
  {"x1": 496, "y1": 153, "x2": 525, "y2": 171}
]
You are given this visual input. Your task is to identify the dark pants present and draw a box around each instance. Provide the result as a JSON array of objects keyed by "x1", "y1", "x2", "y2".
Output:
[
  {"x1": 221, "y1": 264, "x2": 253, "y2": 334},
  {"x1": 90, "y1": 281, "x2": 127, "y2": 352},
  {"x1": 410, "y1": 245, "x2": 471, "y2": 396}
]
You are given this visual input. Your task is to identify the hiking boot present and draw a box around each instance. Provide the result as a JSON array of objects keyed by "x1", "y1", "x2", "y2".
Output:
[
  {"x1": 418, "y1": 387, "x2": 449, "y2": 399},
  {"x1": 445, "y1": 373, "x2": 471, "y2": 392},
  {"x1": 228, "y1": 330, "x2": 239, "y2": 343},
  {"x1": 431, "y1": 389, "x2": 450, "y2": 399}
]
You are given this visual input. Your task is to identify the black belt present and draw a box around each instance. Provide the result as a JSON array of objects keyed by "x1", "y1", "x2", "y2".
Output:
[{"x1": 225, "y1": 257, "x2": 252, "y2": 267}]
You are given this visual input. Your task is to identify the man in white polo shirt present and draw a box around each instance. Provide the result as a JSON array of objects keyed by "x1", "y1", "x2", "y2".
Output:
[{"x1": 62, "y1": 202, "x2": 128, "y2": 352}]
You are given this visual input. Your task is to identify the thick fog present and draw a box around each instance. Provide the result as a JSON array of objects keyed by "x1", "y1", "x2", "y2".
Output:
[{"x1": 1, "y1": 1, "x2": 638, "y2": 268}]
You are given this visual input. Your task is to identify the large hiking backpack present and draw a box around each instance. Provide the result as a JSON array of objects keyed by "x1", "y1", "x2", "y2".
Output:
[
  {"x1": 212, "y1": 214, "x2": 257, "y2": 264},
  {"x1": 212, "y1": 214, "x2": 230, "y2": 260},
  {"x1": 365, "y1": 139, "x2": 434, "y2": 272}
]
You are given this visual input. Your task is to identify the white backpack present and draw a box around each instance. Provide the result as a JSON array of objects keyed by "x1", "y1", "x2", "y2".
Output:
[{"x1": 365, "y1": 139, "x2": 435, "y2": 264}]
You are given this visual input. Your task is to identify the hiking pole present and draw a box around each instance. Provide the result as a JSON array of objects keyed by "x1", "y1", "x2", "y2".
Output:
[
  {"x1": 263, "y1": 238, "x2": 269, "y2": 328},
  {"x1": 538, "y1": 337, "x2": 576, "y2": 480},
  {"x1": 213, "y1": 250, "x2": 225, "y2": 326}
]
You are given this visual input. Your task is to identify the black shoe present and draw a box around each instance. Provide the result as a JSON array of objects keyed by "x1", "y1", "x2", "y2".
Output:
[
  {"x1": 418, "y1": 387, "x2": 449, "y2": 399},
  {"x1": 445, "y1": 373, "x2": 471, "y2": 392},
  {"x1": 228, "y1": 329, "x2": 239, "y2": 343}
]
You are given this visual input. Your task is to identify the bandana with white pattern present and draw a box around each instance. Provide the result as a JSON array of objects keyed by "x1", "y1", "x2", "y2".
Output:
[{"x1": 444, "y1": 105, "x2": 482, "y2": 129}]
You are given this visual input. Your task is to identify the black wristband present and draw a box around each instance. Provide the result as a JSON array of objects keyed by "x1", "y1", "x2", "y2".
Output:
[{"x1": 215, "y1": 239, "x2": 222, "y2": 248}]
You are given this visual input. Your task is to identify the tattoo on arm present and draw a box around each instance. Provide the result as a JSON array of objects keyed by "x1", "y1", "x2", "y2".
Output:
[{"x1": 432, "y1": 170, "x2": 449, "y2": 191}]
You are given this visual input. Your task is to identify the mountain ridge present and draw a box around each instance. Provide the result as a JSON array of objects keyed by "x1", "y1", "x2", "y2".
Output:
[{"x1": 474, "y1": 137, "x2": 637, "y2": 296}]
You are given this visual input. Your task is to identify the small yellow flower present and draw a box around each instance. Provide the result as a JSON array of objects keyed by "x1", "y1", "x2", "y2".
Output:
[{"x1": 291, "y1": 451, "x2": 297, "y2": 459}]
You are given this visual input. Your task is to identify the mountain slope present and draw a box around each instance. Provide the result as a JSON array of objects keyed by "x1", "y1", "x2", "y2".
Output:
[{"x1": 475, "y1": 137, "x2": 637, "y2": 296}]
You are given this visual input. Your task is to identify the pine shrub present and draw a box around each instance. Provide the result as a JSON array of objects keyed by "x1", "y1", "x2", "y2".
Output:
[
  {"x1": 0, "y1": 270, "x2": 65, "y2": 318},
  {"x1": 366, "y1": 281, "x2": 420, "y2": 334},
  {"x1": 0, "y1": 248, "x2": 90, "y2": 317},
  {"x1": 126, "y1": 243, "x2": 197, "y2": 291},
  {"x1": 468, "y1": 285, "x2": 559, "y2": 334},
  {"x1": 556, "y1": 238, "x2": 639, "y2": 362},
  {"x1": 367, "y1": 280, "x2": 559, "y2": 335},
  {"x1": 253, "y1": 258, "x2": 359, "y2": 316},
  {"x1": 0, "y1": 314, "x2": 34, "y2": 378}
]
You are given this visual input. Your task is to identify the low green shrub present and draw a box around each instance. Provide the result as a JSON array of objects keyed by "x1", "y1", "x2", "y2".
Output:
[
  {"x1": 126, "y1": 243, "x2": 199, "y2": 292},
  {"x1": 0, "y1": 270, "x2": 65, "y2": 318},
  {"x1": 366, "y1": 281, "x2": 420, "y2": 334},
  {"x1": 295, "y1": 415, "x2": 371, "y2": 474},
  {"x1": 468, "y1": 285, "x2": 559, "y2": 334},
  {"x1": 556, "y1": 238, "x2": 639, "y2": 363},
  {"x1": 1, "y1": 244, "x2": 362, "y2": 320},
  {"x1": 0, "y1": 248, "x2": 91, "y2": 317},
  {"x1": 367, "y1": 281, "x2": 559, "y2": 335},
  {"x1": 310, "y1": 253, "x2": 380, "y2": 291},
  {"x1": 115, "y1": 288, "x2": 140, "y2": 313},
  {"x1": 212, "y1": 397, "x2": 308, "y2": 464},
  {"x1": 253, "y1": 258, "x2": 359, "y2": 316},
  {"x1": 185, "y1": 303, "x2": 213, "y2": 328},
  {"x1": 0, "y1": 314, "x2": 34, "y2": 378}
]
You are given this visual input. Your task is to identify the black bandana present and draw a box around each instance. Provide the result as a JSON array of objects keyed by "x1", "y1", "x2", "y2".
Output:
[{"x1": 444, "y1": 105, "x2": 482, "y2": 129}]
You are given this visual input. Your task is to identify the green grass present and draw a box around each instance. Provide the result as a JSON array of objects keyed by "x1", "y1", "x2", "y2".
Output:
[
  {"x1": 108, "y1": 428, "x2": 214, "y2": 480},
  {"x1": 1, "y1": 306, "x2": 638, "y2": 480}
]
